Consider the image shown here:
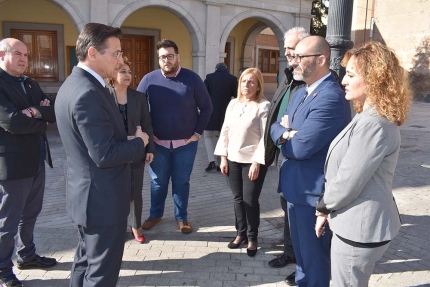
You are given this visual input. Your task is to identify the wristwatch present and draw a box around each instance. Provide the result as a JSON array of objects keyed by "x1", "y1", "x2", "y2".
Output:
[
  {"x1": 282, "y1": 128, "x2": 293, "y2": 141},
  {"x1": 194, "y1": 132, "x2": 201, "y2": 139}
]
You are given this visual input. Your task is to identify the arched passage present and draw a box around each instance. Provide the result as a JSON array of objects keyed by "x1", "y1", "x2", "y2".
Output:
[
  {"x1": 48, "y1": 0, "x2": 85, "y2": 32},
  {"x1": 112, "y1": 0, "x2": 205, "y2": 75},
  {"x1": 220, "y1": 10, "x2": 287, "y2": 61}
]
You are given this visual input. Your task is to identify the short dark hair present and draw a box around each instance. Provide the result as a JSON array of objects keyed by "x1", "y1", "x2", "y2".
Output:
[
  {"x1": 156, "y1": 39, "x2": 179, "y2": 54},
  {"x1": 75, "y1": 23, "x2": 122, "y2": 61}
]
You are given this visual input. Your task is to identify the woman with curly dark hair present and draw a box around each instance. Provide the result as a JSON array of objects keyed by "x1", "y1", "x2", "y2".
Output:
[{"x1": 315, "y1": 41, "x2": 411, "y2": 286}]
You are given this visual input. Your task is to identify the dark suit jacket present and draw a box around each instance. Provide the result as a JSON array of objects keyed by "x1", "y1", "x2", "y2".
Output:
[
  {"x1": 0, "y1": 68, "x2": 55, "y2": 180},
  {"x1": 55, "y1": 66, "x2": 145, "y2": 227},
  {"x1": 108, "y1": 86, "x2": 155, "y2": 169},
  {"x1": 264, "y1": 67, "x2": 305, "y2": 166},
  {"x1": 204, "y1": 70, "x2": 237, "y2": 131},
  {"x1": 270, "y1": 74, "x2": 350, "y2": 206}
]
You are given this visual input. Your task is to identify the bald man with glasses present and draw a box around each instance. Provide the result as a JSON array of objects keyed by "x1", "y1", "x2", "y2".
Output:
[{"x1": 271, "y1": 36, "x2": 351, "y2": 287}]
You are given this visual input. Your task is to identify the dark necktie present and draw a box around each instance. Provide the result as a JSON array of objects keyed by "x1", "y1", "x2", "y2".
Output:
[{"x1": 292, "y1": 88, "x2": 308, "y2": 122}]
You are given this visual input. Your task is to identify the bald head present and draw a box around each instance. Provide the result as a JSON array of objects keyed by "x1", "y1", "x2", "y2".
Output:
[
  {"x1": 296, "y1": 36, "x2": 331, "y2": 68},
  {"x1": 0, "y1": 38, "x2": 29, "y2": 77},
  {"x1": 290, "y1": 36, "x2": 331, "y2": 85}
]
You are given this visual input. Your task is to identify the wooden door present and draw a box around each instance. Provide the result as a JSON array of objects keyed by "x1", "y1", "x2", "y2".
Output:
[{"x1": 121, "y1": 35, "x2": 153, "y2": 89}]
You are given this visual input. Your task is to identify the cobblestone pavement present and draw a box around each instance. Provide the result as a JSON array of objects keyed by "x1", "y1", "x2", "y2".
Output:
[{"x1": 11, "y1": 102, "x2": 430, "y2": 286}]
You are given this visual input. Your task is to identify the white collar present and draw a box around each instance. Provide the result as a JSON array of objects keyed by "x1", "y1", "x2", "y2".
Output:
[
  {"x1": 306, "y1": 72, "x2": 331, "y2": 96},
  {"x1": 77, "y1": 63, "x2": 106, "y2": 87}
]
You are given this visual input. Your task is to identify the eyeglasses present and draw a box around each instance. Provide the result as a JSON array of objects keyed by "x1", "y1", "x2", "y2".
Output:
[
  {"x1": 158, "y1": 54, "x2": 177, "y2": 61},
  {"x1": 290, "y1": 54, "x2": 322, "y2": 63},
  {"x1": 105, "y1": 50, "x2": 123, "y2": 59}
]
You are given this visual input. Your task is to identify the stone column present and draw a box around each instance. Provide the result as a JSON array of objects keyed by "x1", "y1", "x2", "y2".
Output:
[
  {"x1": 204, "y1": 1, "x2": 223, "y2": 77},
  {"x1": 90, "y1": 0, "x2": 108, "y2": 25},
  {"x1": 325, "y1": 0, "x2": 354, "y2": 81}
]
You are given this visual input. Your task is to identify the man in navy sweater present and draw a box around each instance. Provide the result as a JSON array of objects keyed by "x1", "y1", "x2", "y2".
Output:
[{"x1": 137, "y1": 39, "x2": 212, "y2": 233}]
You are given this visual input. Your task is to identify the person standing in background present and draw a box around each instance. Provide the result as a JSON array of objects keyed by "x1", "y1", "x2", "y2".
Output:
[
  {"x1": 215, "y1": 68, "x2": 270, "y2": 257},
  {"x1": 137, "y1": 39, "x2": 212, "y2": 234},
  {"x1": 107, "y1": 56, "x2": 154, "y2": 244},
  {"x1": 263, "y1": 27, "x2": 309, "y2": 286},
  {"x1": 203, "y1": 62, "x2": 237, "y2": 172}
]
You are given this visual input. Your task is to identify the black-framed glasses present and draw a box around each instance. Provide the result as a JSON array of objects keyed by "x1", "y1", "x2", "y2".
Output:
[
  {"x1": 105, "y1": 50, "x2": 123, "y2": 59},
  {"x1": 291, "y1": 54, "x2": 322, "y2": 63},
  {"x1": 158, "y1": 54, "x2": 177, "y2": 61}
]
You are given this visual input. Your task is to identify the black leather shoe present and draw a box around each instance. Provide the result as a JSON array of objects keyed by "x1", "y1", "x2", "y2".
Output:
[
  {"x1": 0, "y1": 274, "x2": 22, "y2": 287},
  {"x1": 285, "y1": 271, "x2": 297, "y2": 286},
  {"x1": 17, "y1": 255, "x2": 57, "y2": 270},
  {"x1": 205, "y1": 162, "x2": 219, "y2": 172},
  {"x1": 268, "y1": 254, "x2": 296, "y2": 268},
  {"x1": 227, "y1": 236, "x2": 248, "y2": 249}
]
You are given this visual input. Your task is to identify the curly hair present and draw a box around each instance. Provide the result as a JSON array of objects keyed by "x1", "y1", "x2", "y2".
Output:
[
  {"x1": 341, "y1": 41, "x2": 411, "y2": 126},
  {"x1": 106, "y1": 56, "x2": 131, "y2": 87},
  {"x1": 237, "y1": 68, "x2": 265, "y2": 104}
]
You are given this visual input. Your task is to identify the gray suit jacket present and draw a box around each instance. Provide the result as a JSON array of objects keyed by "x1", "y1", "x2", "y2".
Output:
[
  {"x1": 55, "y1": 67, "x2": 145, "y2": 227},
  {"x1": 324, "y1": 106, "x2": 402, "y2": 243}
]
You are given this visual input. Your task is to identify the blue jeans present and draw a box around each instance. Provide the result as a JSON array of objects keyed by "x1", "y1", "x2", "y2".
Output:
[{"x1": 149, "y1": 142, "x2": 198, "y2": 221}]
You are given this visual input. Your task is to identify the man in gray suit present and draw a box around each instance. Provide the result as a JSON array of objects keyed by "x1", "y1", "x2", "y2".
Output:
[{"x1": 55, "y1": 23, "x2": 148, "y2": 287}]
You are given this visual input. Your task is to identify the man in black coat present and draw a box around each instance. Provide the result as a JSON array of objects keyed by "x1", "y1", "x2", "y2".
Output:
[
  {"x1": 55, "y1": 23, "x2": 148, "y2": 287},
  {"x1": 203, "y1": 63, "x2": 237, "y2": 171},
  {"x1": 263, "y1": 27, "x2": 309, "y2": 286},
  {"x1": 0, "y1": 38, "x2": 57, "y2": 287}
]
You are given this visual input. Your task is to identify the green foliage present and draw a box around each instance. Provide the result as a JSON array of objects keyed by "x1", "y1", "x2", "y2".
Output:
[{"x1": 311, "y1": 0, "x2": 328, "y2": 37}]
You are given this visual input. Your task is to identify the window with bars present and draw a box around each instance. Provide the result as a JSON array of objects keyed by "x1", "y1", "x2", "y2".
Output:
[
  {"x1": 11, "y1": 29, "x2": 58, "y2": 82},
  {"x1": 258, "y1": 49, "x2": 279, "y2": 73}
]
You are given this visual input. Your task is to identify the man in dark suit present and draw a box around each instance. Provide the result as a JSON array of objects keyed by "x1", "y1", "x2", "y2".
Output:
[
  {"x1": 263, "y1": 27, "x2": 309, "y2": 285},
  {"x1": 55, "y1": 23, "x2": 148, "y2": 287},
  {"x1": 0, "y1": 38, "x2": 57, "y2": 287},
  {"x1": 203, "y1": 63, "x2": 237, "y2": 172},
  {"x1": 271, "y1": 36, "x2": 350, "y2": 287}
]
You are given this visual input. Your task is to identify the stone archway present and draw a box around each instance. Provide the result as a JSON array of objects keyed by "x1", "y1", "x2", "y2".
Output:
[
  {"x1": 219, "y1": 10, "x2": 287, "y2": 63},
  {"x1": 47, "y1": 0, "x2": 86, "y2": 32},
  {"x1": 111, "y1": 0, "x2": 205, "y2": 76}
]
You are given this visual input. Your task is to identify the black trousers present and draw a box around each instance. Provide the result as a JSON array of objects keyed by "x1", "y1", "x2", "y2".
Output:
[
  {"x1": 227, "y1": 160, "x2": 268, "y2": 242},
  {"x1": 128, "y1": 165, "x2": 145, "y2": 229}
]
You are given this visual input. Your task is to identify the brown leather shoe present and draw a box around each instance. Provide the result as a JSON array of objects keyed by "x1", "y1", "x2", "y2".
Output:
[
  {"x1": 177, "y1": 220, "x2": 193, "y2": 233},
  {"x1": 141, "y1": 217, "x2": 162, "y2": 230}
]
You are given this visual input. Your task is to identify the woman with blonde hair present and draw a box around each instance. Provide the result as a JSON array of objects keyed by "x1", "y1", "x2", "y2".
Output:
[
  {"x1": 315, "y1": 41, "x2": 411, "y2": 286},
  {"x1": 107, "y1": 57, "x2": 155, "y2": 243},
  {"x1": 215, "y1": 68, "x2": 270, "y2": 257}
]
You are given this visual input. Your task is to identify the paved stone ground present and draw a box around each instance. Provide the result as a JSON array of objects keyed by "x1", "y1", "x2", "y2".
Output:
[{"x1": 10, "y1": 102, "x2": 430, "y2": 286}]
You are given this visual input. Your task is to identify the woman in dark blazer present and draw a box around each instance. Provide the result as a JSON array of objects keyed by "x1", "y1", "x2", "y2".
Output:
[
  {"x1": 108, "y1": 57, "x2": 154, "y2": 243},
  {"x1": 315, "y1": 42, "x2": 411, "y2": 286}
]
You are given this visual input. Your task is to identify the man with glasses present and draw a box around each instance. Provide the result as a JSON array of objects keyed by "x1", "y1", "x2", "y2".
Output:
[
  {"x1": 55, "y1": 23, "x2": 148, "y2": 287},
  {"x1": 137, "y1": 39, "x2": 212, "y2": 234},
  {"x1": 264, "y1": 27, "x2": 309, "y2": 286},
  {"x1": 271, "y1": 36, "x2": 350, "y2": 287},
  {"x1": 0, "y1": 38, "x2": 57, "y2": 287}
]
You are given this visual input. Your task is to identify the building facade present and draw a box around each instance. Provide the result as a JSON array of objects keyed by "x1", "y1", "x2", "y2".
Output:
[
  {"x1": 351, "y1": 0, "x2": 430, "y2": 100},
  {"x1": 0, "y1": 0, "x2": 313, "y2": 97}
]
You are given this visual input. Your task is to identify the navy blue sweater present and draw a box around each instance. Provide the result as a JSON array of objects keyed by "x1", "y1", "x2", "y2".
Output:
[{"x1": 137, "y1": 68, "x2": 212, "y2": 140}]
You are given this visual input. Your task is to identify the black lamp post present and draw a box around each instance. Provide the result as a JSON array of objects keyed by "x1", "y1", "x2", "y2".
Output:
[{"x1": 325, "y1": 0, "x2": 354, "y2": 81}]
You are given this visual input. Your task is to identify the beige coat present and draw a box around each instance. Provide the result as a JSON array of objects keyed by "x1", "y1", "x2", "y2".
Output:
[{"x1": 214, "y1": 98, "x2": 270, "y2": 165}]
